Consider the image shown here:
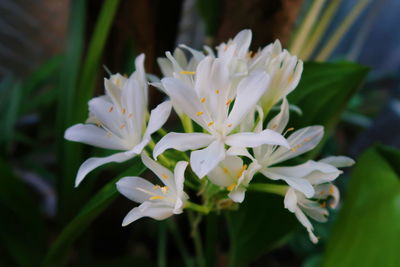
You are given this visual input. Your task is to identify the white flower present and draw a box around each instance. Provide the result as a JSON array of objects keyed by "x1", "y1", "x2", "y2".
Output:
[
  {"x1": 283, "y1": 157, "x2": 354, "y2": 243},
  {"x1": 116, "y1": 153, "x2": 188, "y2": 226},
  {"x1": 153, "y1": 56, "x2": 289, "y2": 178},
  {"x1": 248, "y1": 98, "x2": 324, "y2": 197},
  {"x1": 64, "y1": 54, "x2": 172, "y2": 186},
  {"x1": 208, "y1": 156, "x2": 261, "y2": 203}
]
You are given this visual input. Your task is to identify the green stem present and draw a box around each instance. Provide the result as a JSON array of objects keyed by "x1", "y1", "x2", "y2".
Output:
[
  {"x1": 205, "y1": 213, "x2": 217, "y2": 267},
  {"x1": 185, "y1": 201, "x2": 210, "y2": 214},
  {"x1": 181, "y1": 114, "x2": 194, "y2": 133},
  {"x1": 188, "y1": 211, "x2": 205, "y2": 267},
  {"x1": 157, "y1": 221, "x2": 167, "y2": 267},
  {"x1": 248, "y1": 183, "x2": 288, "y2": 196}
]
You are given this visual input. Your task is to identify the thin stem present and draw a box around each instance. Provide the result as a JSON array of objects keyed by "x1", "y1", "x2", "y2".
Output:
[
  {"x1": 157, "y1": 221, "x2": 167, "y2": 267},
  {"x1": 289, "y1": 0, "x2": 327, "y2": 55},
  {"x1": 181, "y1": 114, "x2": 194, "y2": 133},
  {"x1": 188, "y1": 211, "x2": 205, "y2": 267},
  {"x1": 185, "y1": 201, "x2": 210, "y2": 214},
  {"x1": 158, "y1": 127, "x2": 168, "y2": 136},
  {"x1": 315, "y1": 0, "x2": 370, "y2": 61},
  {"x1": 167, "y1": 219, "x2": 193, "y2": 267},
  {"x1": 248, "y1": 183, "x2": 288, "y2": 196}
]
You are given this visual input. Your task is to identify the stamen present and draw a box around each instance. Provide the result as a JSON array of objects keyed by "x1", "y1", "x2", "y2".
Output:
[
  {"x1": 288, "y1": 74, "x2": 294, "y2": 83},
  {"x1": 227, "y1": 124, "x2": 232, "y2": 127},
  {"x1": 128, "y1": 113, "x2": 133, "y2": 118},
  {"x1": 303, "y1": 137, "x2": 311, "y2": 142},
  {"x1": 287, "y1": 127, "x2": 295, "y2": 132},
  {"x1": 215, "y1": 89, "x2": 220, "y2": 94},
  {"x1": 223, "y1": 167, "x2": 230, "y2": 174},
  {"x1": 200, "y1": 97, "x2": 206, "y2": 103},
  {"x1": 95, "y1": 121, "x2": 102, "y2": 127},
  {"x1": 237, "y1": 164, "x2": 248, "y2": 178},
  {"x1": 106, "y1": 132, "x2": 112, "y2": 137},
  {"x1": 226, "y1": 99, "x2": 232, "y2": 105},
  {"x1": 329, "y1": 185, "x2": 334, "y2": 194},
  {"x1": 227, "y1": 183, "x2": 236, "y2": 191},
  {"x1": 153, "y1": 185, "x2": 161, "y2": 190},
  {"x1": 208, "y1": 121, "x2": 214, "y2": 126},
  {"x1": 161, "y1": 174, "x2": 169, "y2": 179},
  {"x1": 119, "y1": 123, "x2": 126, "y2": 129},
  {"x1": 180, "y1": 71, "x2": 196, "y2": 75},
  {"x1": 196, "y1": 111, "x2": 204, "y2": 116},
  {"x1": 149, "y1": 195, "x2": 165, "y2": 200},
  {"x1": 160, "y1": 186, "x2": 169, "y2": 194},
  {"x1": 108, "y1": 106, "x2": 114, "y2": 112},
  {"x1": 271, "y1": 124, "x2": 278, "y2": 129},
  {"x1": 122, "y1": 108, "x2": 126, "y2": 114}
]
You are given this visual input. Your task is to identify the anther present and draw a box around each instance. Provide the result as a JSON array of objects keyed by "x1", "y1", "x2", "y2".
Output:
[
  {"x1": 287, "y1": 127, "x2": 295, "y2": 132},
  {"x1": 179, "y1": 71, "x2": 196, "y2": 75},
  {"x1": 149, "y1": 195, "x2": 165, "y2": 200},
  {"x1": 128, "y1": 113, "x2": 133, "y2": 118},
  {"x1": 122, "y1": 108, "x2": 126, "y2": 114},
  {"x1": 120, "y1": 124, "x2": 126, "y2": 129},
  {"x1": 227, "y1": 124, "x2": 232, "y2": 127},
  {"x1": 161, "y1": 174, "x2": 169, "y2": 179},
  {"x1": 200, "y1": 97, "x2": 206, "y2": 103},
  {"x1": 223, "y1": 167, "x2": 230, "y2": 174},
  {"x1": 303, "y1": 137, "x2": 311, "y2": 142},
  {"x1": 227, "y1": 183, "x2": 236, "y2": 191},
  {"x1": 196, "y1": 111, "x2": 204, "y2": 116},
  {"x1": 215, "y1": 90, "x2": 220, "y2": 94},
  {"x1": 161, "y1": 186, "x2": 169, "y2": 194},
  {"x1": 208, "y1": 121, "x2": 214, "y2": 126},
  {"x1": 226, "y1": 99, "x2": 232, "y2": 105},
  {"x1": 108, "y1": 106, "x2": 114, "y2": 112}
]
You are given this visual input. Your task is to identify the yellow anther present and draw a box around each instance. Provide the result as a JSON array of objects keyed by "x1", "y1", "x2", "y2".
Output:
[
  {"x1": 288, "y1": 74, "x2": 294, "y2": 83},
  {"x1": 119, "y1": 123, "x2": 126, "y2": 129},
  {"x1": 303, "y1": 137, "x2": 311, "y2": 142},
  {"x1": 287, "y1": 127, "x2": 295, "y2": 132},
  {"x1": 223, "y1": 167, "x2": 230, "y2": 174},
  {"x1": 196, "y1": 111, "x2": 204, "y2": 116},
  {"x1": 227, "y1": 183, "x2": 236, "y2": 191},
  {"x1": 161, "y1": 174, "x2": 169, "y2": 179},
  {"x1": 122, "y1": 108, "x2": 126, "y2": 114},
  {"x1": 271, "y1": 124, "x2": 278, "y2": 129},
  {"x1": 226, "y1": 99, "x2": 232, "y2": 105},
  {"x1": 161, "y1": 186, "x2": 169, "y2": 194},
  {"x1": 208, "y1": 121, "x2": 214, "y2": 126},
  {"x1": 227, "y1": 123, "x2": 232, "y2": 127},
  {"x1": 215, "y1": 89, "x2": 220, "y2": 94},
  {"x1": 200, "y1": 97, "x2": 206, "y2": 103},
  {"x1": 179, "y1": 71, "x2": 196, "y2": 75},
  {"x1": 128, "y1": 113, "x2": 133, "y2": 118},
  {"x1": 95, "y1": 121, "x2": 102, "y2": 127},
  {"x1": 153, "y1": 185, "x2": 161, "y2": 189},
  {"x1": 329, "y1": 185, "x2": 334, "y2": 194},
  {"x1": 149, "y1": 195, "x2": 165, "y2": 200},
  {"x1": 108, "y1": 106, "x2": 114, "y2": 112}
]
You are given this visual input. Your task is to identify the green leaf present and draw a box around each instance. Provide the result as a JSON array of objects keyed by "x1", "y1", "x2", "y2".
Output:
[
  {"x1": 227, "y1": 191, "x2": 298, "y2": 267},
  {"x1": 321, "y1": 145, "x2": 400, "y2": 267},
  {"x1": 42, "y1": 158, "x2": 146, "y2": 267},
  {"x1": 288, "y1": 61, "x2": 369, "y2": 156},
  {"x1": 0, "y1": 159, "x2": 46, "y2": 266}
]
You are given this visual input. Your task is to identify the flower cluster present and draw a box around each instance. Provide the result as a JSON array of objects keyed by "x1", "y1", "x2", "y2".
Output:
[{"x1": 65, "y1": 29, "x2": 354, "y2": 243}]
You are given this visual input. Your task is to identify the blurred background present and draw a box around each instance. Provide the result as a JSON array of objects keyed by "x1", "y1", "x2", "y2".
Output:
[{"x1": 0, "y1": 0, "x2": 399, "y2": 266}]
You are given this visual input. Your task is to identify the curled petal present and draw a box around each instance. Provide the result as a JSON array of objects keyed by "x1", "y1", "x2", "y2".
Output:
[
  {"x1": 319, "y1": 156, "x2": 355, "y2": 168},
  {"x1": 122, "y1": 202, "x2": 173, "y2": 226},
  {"x1": 225, "y1": 129, "x2": 289, "y2": 148},
  {"x1": 190, "y1": 140, "x2": 226, "y2": 178}
]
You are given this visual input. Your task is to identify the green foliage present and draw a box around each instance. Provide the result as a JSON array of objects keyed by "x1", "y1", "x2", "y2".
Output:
[
  {"x1": 42, "y1": 157, "x2": 146, "y2": 267},
  {"x1": 321, "y1": 145, "x2": 400, "y2": 267},
  {"x1": 288, "y1": 61, "x2": 369, "y2": 156}
]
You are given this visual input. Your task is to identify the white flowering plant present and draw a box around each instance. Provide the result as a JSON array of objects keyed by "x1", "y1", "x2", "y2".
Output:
[{"x1": 64, "y1": 29, "x2": 363, "y2": 265}]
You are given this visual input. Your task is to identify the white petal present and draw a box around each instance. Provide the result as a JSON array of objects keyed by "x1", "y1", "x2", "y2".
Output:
[
  {"x1": 122, "y1": 201, "x2": 173, "y2": 226},
  {"x1": 75, "y1": 152, "x2": 134, "y2": 186},
  {"x1": 301, "y1": 199, "x2": 329, "y2": 222},
  {"x1": 153, "y1": 132, "x2": 214, "y2": 159},
  {"x1": 161, "y1": 77, "x2": 212, "y2": 129},
  {"x1": 121, "y1": 76, "x2": 145, "y2": 135},
  {"x1": 284, "y1": 188, "x2": 297, "y2": 212},
  {"x1": 319, "y1": 156, "x2": 355, "y2": 168},
  {"x1": 190, "y1": 140, "x2": 226, "y2": 178},
  {"x1": 270, "y1": 126, "x2": 324, "y2": 164},
  {"x1": 261, "y1": 168, "x2": 314, "y2": 197},
  {"x1": 173, "y1": 161, "x2": 189, "y2": 212},
  {"x1": 267, "y1": 98, "x2": 289, "y2": 134},
  {"x1": 208, "y1": 156, "x2": 243, "y2": 187},
  {"x1": 143, "y1": 100, "x2": 172, "y2": 138},
  {"x1": 228, "y1": 188, "x2": 246, "y2": 203},
  {"x1": 232, "y1": 29, "x2": 252, "y2": 58},
  {"x1": 116, "y1": 176, "x2": 158, "y2": 203},
  {"x1": 225, "y1": 129, "x2": 289, "y2": 148},
  {"x1": 132, "y1": 53, "x2": 148, "y2": 104},
  {"x1": 294, "y1": 209, "x2": 318, "y2": 244},
  {"x1": 226, "y1": 71, "x2": 270, "y2": 130},
  {"x1": 226, "y1": 147, "x2": 255, "y2": 161},
  {"x1": 141, "y1": 153, "x2": 175, "y2": 190},
  {"x1": 64, "y1": 124, "x2": 126, "y2": 150}
]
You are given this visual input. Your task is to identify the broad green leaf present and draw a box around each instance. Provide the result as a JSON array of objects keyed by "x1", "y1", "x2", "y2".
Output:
[
  {"x1": 42, "y1": 158, "x2": 145, "y2": 267},
  {"x1": 288, "y1": 61, "x2": 369, "y2": 156},
  {"x1": 0, "y1": 159, "x2": 45, "y2": 266},
  {"x1": 227, "y1": 191, "x2": 298, "y2": 267},
  {"x1": 321, "y1": 145, "x2": 400, "y2": 267}
]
